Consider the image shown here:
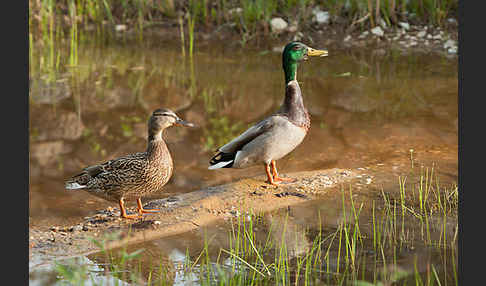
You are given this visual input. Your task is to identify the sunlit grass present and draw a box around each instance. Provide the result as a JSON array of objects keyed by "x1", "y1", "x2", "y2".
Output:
[{"x1": 53, "y1": 162, "x2": 457, "y2": 285}]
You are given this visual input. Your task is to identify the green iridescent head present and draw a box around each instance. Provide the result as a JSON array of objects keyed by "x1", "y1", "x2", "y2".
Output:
[{"x1": 282, "y1": 42, "x2": 328, "y2": 84}]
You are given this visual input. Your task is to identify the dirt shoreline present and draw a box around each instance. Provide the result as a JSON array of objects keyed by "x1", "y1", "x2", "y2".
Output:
[
  {"x1": 30, "y1": 139, "x2": 458, "y2": 269},
  {"x1": 30, "y1": 168, "x2": 361, "y2": 266},
  {"x1": 125, "y1": 16, "x2": 458, "y2": 58}
]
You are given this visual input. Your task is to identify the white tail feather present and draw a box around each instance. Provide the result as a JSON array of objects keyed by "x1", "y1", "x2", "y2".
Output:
[
  {"x1": 65, "y1": 182, "x2": 86, "y2": 190},
  {"x1": 208, "y1": 161, "x2": 233, "y2": 170}
]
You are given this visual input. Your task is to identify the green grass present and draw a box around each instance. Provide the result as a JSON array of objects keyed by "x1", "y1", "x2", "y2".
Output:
[
  {"x1": 29, "y1": 0, "x2": 458, "y2": 43},
  {"x1": 53, "y1": 162, "x2": 457, "y2": 285}
]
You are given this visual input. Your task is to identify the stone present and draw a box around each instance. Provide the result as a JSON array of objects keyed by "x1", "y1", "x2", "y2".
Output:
[
  {"x1": 228, "y1": 7, "x2": 243, "y2": 16},
  {"x1": 447, "y1": 18, "x2": 457, "y2": 25},
  {"x1": 270, "y1": 17, "x2": 288, "y2": 33},
  {"x1": 398, "y1": 22, "x2": 410, "y2": 30},
  {"x1": 371, "y1": 26, "x2": 384, "y2": 37},
  {"x1": 417, "y1": 31, "x2": 426, "y2": 38},
  {"x1": 115, "y1": 25, "x2": 127, "y2": 32},
  {"x1": 312, "y1": 8, "x2": 330, "y2": 24},
  {"x1": 343, "y1": 35, "x2": 352, "y2": 42},
  {"x1": 443, "y1": 39, "x2": 457, "y2": 50}
]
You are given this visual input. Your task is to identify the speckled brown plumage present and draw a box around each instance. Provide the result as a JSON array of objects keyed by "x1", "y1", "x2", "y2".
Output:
[{"x1": 65, "y1": 108, "x2": 194, "y2": 219}]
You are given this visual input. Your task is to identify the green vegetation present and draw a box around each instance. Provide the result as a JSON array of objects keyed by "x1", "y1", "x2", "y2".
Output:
[
  {"x1": 30, "y1": 0, "x2": 458, "y2": 41},
  {"x1": 53, "y1": 162, "x2": 457, "y2": 285}
]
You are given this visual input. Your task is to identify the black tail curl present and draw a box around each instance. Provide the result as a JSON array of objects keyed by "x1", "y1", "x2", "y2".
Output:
[{"x1": 209, "y1": 152, "x2": 236, "y2": 168}]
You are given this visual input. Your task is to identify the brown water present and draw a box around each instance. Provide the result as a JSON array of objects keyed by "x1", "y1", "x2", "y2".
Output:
[
  {"x1": 29, "y1": 36, "x2": 457, "y2": 284},
  {"x1": 29, "y1": 37, "x2": 457, "y2": 226}
]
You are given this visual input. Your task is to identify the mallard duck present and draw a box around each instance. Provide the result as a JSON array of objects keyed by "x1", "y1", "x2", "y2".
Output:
[
  {"x1": 208, "y1": 42, "x2": 328, "y2": 185},
  {"x1": 65, "y1": 108, "x2": 194, "y2": 219}
]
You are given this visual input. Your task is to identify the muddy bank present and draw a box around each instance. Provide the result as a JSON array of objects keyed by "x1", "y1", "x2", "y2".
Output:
[
  {"x1": 29, "y1": 168, "x2": 364, "y2": 265},
  {"x1": 29, "y1": 141, "x2": 458, "y2": 267}
]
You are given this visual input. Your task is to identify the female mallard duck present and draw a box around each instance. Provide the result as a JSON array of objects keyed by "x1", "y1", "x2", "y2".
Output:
[
  {"x1": 65, "y1": 108, "x2": 194, "y2": 219},
  {"x1": 208, "y1": 42, "x2": 328, "y2": 185}
]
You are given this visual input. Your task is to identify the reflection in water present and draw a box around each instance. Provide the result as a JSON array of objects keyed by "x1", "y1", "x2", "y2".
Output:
[
  {"x1": 29, "y1": 37, "x2": 457, "y2": 226},
  {"x1": 78, "y1": 195, "x2": 456, "y2": 285},
  {"x1": 29, "y1": 31, "x2": 458, "y2": 285}
]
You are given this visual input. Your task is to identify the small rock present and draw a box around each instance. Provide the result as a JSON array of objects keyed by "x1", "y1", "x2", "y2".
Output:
[
  {"x1": 270, "y1": 17, "x2": 288, "y2": 33},
  {"x1": 71, "y1": 225, "x2": 83, "y2": 232},
  {"x1": 443, "y1": 39, "x2": 456, "y2": 49},
  {"x1": 398, "y1": 22, "x2": 410, "y2": 30},
  {"x1": 343, "y1": 35, "x2": 352, "y2": 42},
  {"x1": 417, "y1": 31, "x2": 426, "y2": 38},
  {"x1": 447, "y1": 47, "x2": 458, "y2": 54},
  {"x1": 115, "y1": 24, "x2": 127, "y2": 32},
  {"x1": 447, "y1": 18, "x2": 457, "y2": 25},
  {"x1": 370, "y1": 26, "x2": 384, "y2": 37},
  {"x1": 409, "y1": 40, "x2": 417, "y2": 46},
  {"x1": 432, "y1": 34, "x2": 442, "y2": 40},
  {"x1": 312, "y1": 9, "x2": 330, "y2": 24},
  {"x1": 228, "y1": 7, "x2": 243, "y2": 16}
]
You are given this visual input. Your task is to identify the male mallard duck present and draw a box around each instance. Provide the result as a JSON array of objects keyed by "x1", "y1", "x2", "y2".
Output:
[
  {"x1": 208, "y1": 42, "x2": 328, "y2": 185},
  {"x1": 65, "y1": 108, "x2": 194, "y2": 219}
]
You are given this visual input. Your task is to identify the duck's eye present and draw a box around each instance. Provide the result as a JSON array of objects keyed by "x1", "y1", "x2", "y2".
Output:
[{"x1": 292, "y1": 45, "x2": 301, "y2": 51}]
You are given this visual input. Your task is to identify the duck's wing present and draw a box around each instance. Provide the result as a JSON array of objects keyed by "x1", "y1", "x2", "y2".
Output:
[
  {"x1": 65, "y1": 152, "x2": 147, "y2": 189},
  {"x1": 218, "y1": 118, "x2": 274, "y2": 154}
]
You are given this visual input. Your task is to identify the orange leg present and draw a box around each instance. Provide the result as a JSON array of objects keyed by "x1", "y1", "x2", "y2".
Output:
[
  {"x1": 265, "y1": 163, "x2": 279, "y2": 186},
  {"x1": 271, "y1": 160, "x2": 296, "y2": 183},
  {"x1": 136, "y1": 198, "x2": 160, "y2": 215},
  {"x1": 119, "y1": 198, "x2": 142, "y2": 219}
]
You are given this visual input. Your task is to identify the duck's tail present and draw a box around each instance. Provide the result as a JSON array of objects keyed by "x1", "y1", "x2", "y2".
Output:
[
  {"x1": 208, "y1": 152, "x2": 235, "y2": 170},
  {"x1": 65, "y1": 181, "x2": 87, "y2": 190},
  {"x1": 65, "y1": 172, "x2": 92, "y2": 190}
]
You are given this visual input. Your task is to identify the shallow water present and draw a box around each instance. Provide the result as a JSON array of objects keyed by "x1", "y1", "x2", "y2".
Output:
[{"x1": 29, "y1": 35, "x2": 457, "y2": 284}]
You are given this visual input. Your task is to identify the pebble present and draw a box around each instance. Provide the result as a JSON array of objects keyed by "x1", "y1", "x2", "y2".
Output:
[
  {"x1": 417, "y1": 31, "x2": 427, "y2": 38},
  {"x1": 371, "y1": 26, "x2": 384, "y2": 37},
  {"x1": 443, "y1": 39, "x2": 456, "y2": 49},
  {"x1": 312, "y1": 9, "x2": 330, "y2": 24},
  {"x1": 447, "y1": 47, "x2": 458, "y2": 54},
  {"x1": 270, "y1": 17, "x2": 288, "y2": 33},
  {"x1": 432, "y1": 34, "x2": 442, "y2": 40},
  {"x1": 115, "y1": 25, "x2": 127, "y2": 32},
  {"x1": 228, "y1": 7, "x2": 243, "y2": 16},
  {"x1": 398, "y1": 22, "x2": 410, "y2": 30},
  {"x1": 447, "y1": 18, "x2": 457, "y2": 25},
  {"x1": 343, "y1": 35, "x2": 352, "y2": 42}
]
